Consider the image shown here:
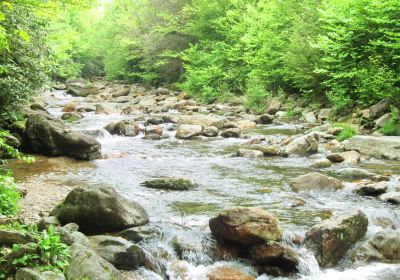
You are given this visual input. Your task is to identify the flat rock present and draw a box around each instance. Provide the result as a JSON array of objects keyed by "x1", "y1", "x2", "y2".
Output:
[
  {"x1": 354, "y1": 181, "x2": 387, "y2": 196},
  {"x1": 343, "y1": 136, "x2": 400, "y2": 160},
  {"x1": 290, "y1": 172, "x2": 342, "y2": 192},
  {"x1": 175, "y1": 124, "x2": 203, "y2": 139},
  {"x1": 141, "y1": 178, "x2": 197, "y2": 191},
  {"x1": 208, "y1": 267, "x2": 255, "y2": 280},
  {"x1": 180, "y1": 114, "x2": 225, "y2": 129}
]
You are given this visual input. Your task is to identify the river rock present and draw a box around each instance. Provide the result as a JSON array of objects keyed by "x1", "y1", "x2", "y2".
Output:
[
  {"x1": 375, "y1": 113, "x2": 390, "y2": 128},
  {"x1": 289, "y1": 172, "x2": 342, "y2": 192},
  {"x1": 354, "y1": 181, "x2": 387, "y2": 196},
  {"x1": 318, "y1": 109, "x2": 333, "y2": 121},
  {"x1": 117, "y1": 225, "x2": 156, "y2": 242},
  {"x1": 209, "y1": 207, "x2": 282, "y2": 245},
  {"x1": 25, "y1": 113, "x2": 101, "y2": 160},
  {"x1": 257, "y1": 146, "x2": 280, "y2": 156},
  {"x1": 55, "y1": 224, "x2": 90, "y2": 246},
  {"x1": 89, "y1": 235, "x2": 145, "y2": 270},
  {"x1": 180, "y1": 114, "x2": 225, "y2": 129},
  {"x1": 0, "y1": 229, "x2": 38, "y2": 246},
  {"x1": 250, "y1": 242, "x2": 300, "y2": 275},
  {"x1": 343, "y1": 136, "x2": 400, "y2": 160},
  {"x1": 368, "y1": 99, "x2": 390, "y2": 119},
  {"x1": 62, "y1": 101, "x2": 79, "y2": 112},
  {"x1": 236, "y1": 120, "x2": 257, "y2": 129},
  {"x1": 303, "y1": 112, "x2": 317, "y2": 123},
  {"x1": 266, "y1": 100, "x2": 281, "y2": 115},
  {"x1": 327, "y1": 151, "x2": 361, "y2": 164},
  {"x1": 221, "y1": 128, "x2": 242, "y2": 138},
  {"x1": 202, "y1": 126, "x2": 219, "y2": 137},
  {"x1": 336, "y1": 168, "x2": 389, "y2": 181},
  {"x1": 51, "y1": 184, "x2": 149, "y2": 234},
  {"x1": 284, "y1": 132, "x2": 319, "y2": 155},
  {"x1": 111, "y1": 120, "x2": 140, "y2": 136},
  {"x1": 112, "y1": 87, "x2": 131, "y2": 98},
  {"x1": 352, "y1": 230, "x2": 400, "y2": 264},
  {"x1": 67, "y1": 244, "x2": 122, "y2": 280},
  {"x1": 305, "y1": 210, "x2": 368, "y2": 267},
  {"x1": 176, "y1": 124, "x2": 203, "y2": 139},
  {"x1": 379, "y1": 192, "x2": 400, "y2": 205},
  {"x1": 141, "y1": 178, "x2": 196, "y2": 191},
  {"x1": 37, "y1": 216, "x2": 61, "y2": 231},
  {"x1": 95, "y1": 104, "x2": 119, "y2": 115},
  {"x1": 311, "y1": 158, "x2": 332, "y2": 168},
  {"x1": 236, "y1": 149, "x2": 264, "y2": 158},
  {"x1": 61, "y1": 112, "x2": 83, "y2": 122},
  {"x1": 256, "y1": 114, "x2": 274, "y2": 124},
  {"x1": 208, "y1": 267, "x2": 255, "y2": 280},
  {"x1": 15, "y1": 268, "x2": 65, "y2": 280},
  {"x1": 67, "y1": 79, "x2": 100, "y2": 97}
]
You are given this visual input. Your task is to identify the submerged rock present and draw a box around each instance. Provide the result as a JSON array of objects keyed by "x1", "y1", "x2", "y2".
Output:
[
  {"x1": 141, "y1": 178, "x2": 197, "y2": 191},
  {"x1": 289, "y1": 172, "x2": 342, "y2": 192},
  {"x1": 25, "y1": 113, "x2": 101, "y2": 160},
  {"x1": 175, "y1": 124, "x2": 203, "y2": 139},
  {"x1": 343, "y1": 136, "x2": 400, "y2": 160},
  {"x1": 336, "y1": 168, "x2": 389, "y2": 181},
  {"x1": 67, "y1": 244, "x2": 122, "y2": 280},
  {"x1": 89, "y1": 235, "x2": 145, "y2": 270},
  {"x1": 352, "y1": 230, "x2": 400, "y2": 264},
  {"x1": 305, "y1": 210, "x2": 368, "y2": 267},
  {"x1": 209, "y1": 207, "x2": 282, "y2": 245},
  {"x1": 284, "y1": 132, "x2": 319, "y2": 155},
  {"x1": 51, "y1": 184, "x2": 149, "y2": 234},
  {"x1": 236, "y1": 149, "x2": 264, "y2": 158}
]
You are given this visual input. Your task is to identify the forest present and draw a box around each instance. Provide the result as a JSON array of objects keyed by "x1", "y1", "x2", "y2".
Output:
[{"x1": 1, "y1": 1, "x2": 400, "y2": 280}]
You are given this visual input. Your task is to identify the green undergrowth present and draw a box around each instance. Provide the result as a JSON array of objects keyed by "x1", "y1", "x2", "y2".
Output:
[
  {"x1": 379, "y1": 108, "x2": 400, "y2": 136},
  {"x1": 333, "y1": 123, "x2": 358, "y2": 142}
]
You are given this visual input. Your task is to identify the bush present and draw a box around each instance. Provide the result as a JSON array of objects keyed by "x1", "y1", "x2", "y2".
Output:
[
  {"x1": 0, "y1": 172, "x2": 21, "y2": 216},
  {"x1": 379, "y1": 108, "x2": 400, "y2": 136},
  {"x1": 333, "y1": 123, "x2": 358, "y2": 142}
]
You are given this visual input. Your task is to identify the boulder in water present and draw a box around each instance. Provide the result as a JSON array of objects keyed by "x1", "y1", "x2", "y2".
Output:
[
  {"x1": 61, "y1": 112, "x2": 83, "y2": 122},
  {"x1": 342, "y1": 135, "x2": 400, "y2": 160},
  {"x1": 327, "y1": 151, "x2": 361, "y2": 164},
  {"x1": 379, "y1": 192, "x2": 400, "y2": 205},
  {"x1": 26, "y1": 113, "x2": 101, "y2": 160},
  {"x1": 175, "y1": 124, "x2": 203, "y2": 139},
  {"x1": 51, "y1": 184, "x2": 149, "y2": 234},
  {"x1": 208, "y1": 267, "x2": 255, "y2": 280},
  {"x1": 289, "y1": 172, "x2": 342, "y2": 192},
  {"x1": 141, "y1": 178, "x2": 197, "y2": 191},
  {"x1": 110, "y1": 120, "x2": 141, "y2": 136},
  {"x1": 283, "y1": 132, "x2": 319, "y2": 156},
  {"x1": 202, "y1": 126, "x2": 219, "y2": 137},
  {"x1": 66, "y1": 79, "x2": 99, "y2": 97},
  {"x1": 209, "y1": 207, "x2": 282, "y2": 245},
  {"x1": 221, "y1": 128, "x2": 241, "y2": 138},
  {"x1": 353, "y1": 181, "x2": 387, "y2": 196},
  {"x1": 305, "y1": 209, "x2": 368, "y2": 267},
  {"x1": 180, "y1": 114, "x2": 225, "y2": 129}
]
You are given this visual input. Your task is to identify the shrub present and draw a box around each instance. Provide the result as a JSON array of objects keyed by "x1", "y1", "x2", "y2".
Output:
[
  {"x1": 0, "y1": 172, "x2": 21, "y2": 216},
  {"x1": 333, "y1": 123, "x2": 358, "y2": 142},
  {"x1": 379, "y1": 108, "x2": 400, "y2": 136}
]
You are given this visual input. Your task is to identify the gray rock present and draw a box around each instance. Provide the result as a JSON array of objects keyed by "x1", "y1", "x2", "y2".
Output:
[
  {"x1": 67, "y1": 80, "x2": 99, "y2": 97},
  {"x1": 67, "y1": 244, "x2": 122, "y2": 280},
  {"x1": 336, "y1": 168, "x2": 389, "y2": 181},
  {"x1": 141, "y1": 178, "x2": 197, "y2": 191},
  {"x1": 202, "y1": 126, "x2": 219, "y2": 137},
  {"x1": 318, "y1": 109, "x2": 333, "y2": 121},
  {"x1": 110, "y1": 120, "x2": 140, "y2": 136},
  {"x1": 180, "y1": 114, "x2": 225, "y2": 129},
  {"x1": 353, "y1": 230, "x2": 400, "y2": 263},
  {"x1": 303, "y1": 112, "x2": 317, "y2": 123},
  {"x1": 175, "y1": 124, "x2": 203, "y2": 139},
  {"x1": 327, "y1": 151, "x2": 361, "y2": 164},
  {"x1": 380, "y1": 192, "x2": 400, "y2": 205},
  {"x1": 284, "y1": 132, "x2": 319, "y2": 155},
  {"x1": 61, "y1": 112, "x2": 83, "y2": 122},
  {"x1": 89, "y1": 235, "x2": 145, "y2": 270},
  {"x1": 117, "y1": 225, "x2": 156, "y2": 242},
  {"x1": 51, "y1": 184, "x2": 149, "y2": 234},
  {"x1": 0, "y1": 229, "x2": 38, "y2": 246},
  {"x1": 368, "y1": 99, "x2": 390, "y2": 119},
  {"x1": 15, "y1": 268, "x2": 65, "y2": 280},
  {"x1": 375, "y1": 113, "x2": 390, "y2": 128},
  {"x1": 305, "y1": 210, "x2": 368, "y2": 267},
  {"x1": 289, "y1": 172, "x2": 342, "y2": 192},
  {"x1": 56, "y1": 225, "x2": 89, "y2": 246},
  {"x1": 311, "y1": 158, "x2": 332, "y2": 168},
  {"x1": 221, "y1": 128, "x2": 241, "y2": 138},
  {"x1": 266, "y1": 100, "x2": 281, "y2": 115},
  {"x1": 236, "y1": 149, "x2": 264, "y2": 158},
  {"x1": 37, "y1": 216, "x2": 60, "y2": 231},
  {"x1": 343, "y1": 136, "x2": 400, "y2": 160},
  {"x1": 95, "y1": 104, "x2": 119, "y2": 115},
  {"x1": 256, "y1": 114, "x2": 274, "y2": 124},
  {"x1": 26, "y1": 113, "x2": 101, "y2": 160},
  {"x1": 354, "y1": 181, "x2": 387, "y2": 196}
]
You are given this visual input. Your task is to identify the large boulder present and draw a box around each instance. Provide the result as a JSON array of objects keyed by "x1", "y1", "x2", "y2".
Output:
[
  {"x1": 353, "y1": 181, "x2": 387, "y2": 196},
  {"x1": 305, "y1": 210, "x2": 368, "y2": 267},
  {"x1": 26, "y1": 113, "x2": 101, "y2": 160},
  {"x1": 266, "y1": 100, "x2": 281, "y2": 115},
  {"x1": 368, "y1": 99, "x2": 390, "y2": 119},
  {"x1": 327, "y1": 151, "x2": 361, "y2": 164},
  {"x1": 289, "y1": 172, "x2": 342, "y2": 192},
  {"x1": 284, "y1": 133, "x2": 319, "y2": 155},
  {"x1": 209, "y1": 207, "x2": 282, "y2": 245},
  {"x1": 67, "y1": 244, "x2": 122, "y2": 280},
  {"x1": 180, "y1": 114, "x2": 225, "y2": 129},
  {"x1": 343, "y1": 136, "x2": 400, "y2": 160},
  {"x1": 89, "y1": 235, "x2": 145, "y2": 270},
  {"x1": 352, "y1": 230, "x2": 400, "y2": 263},
  {"x1": 175, "y1": 124, "x2": 203, "y2": 139},
  {"x1": 109, "y1": 120, "x2": 140, "y2": 137},
  {"x1": 51, "y1": 184, "x2": 149, "y2": 234},
  {"x1": 67, "y1": 79, "x2": 99, "y2": 97}
]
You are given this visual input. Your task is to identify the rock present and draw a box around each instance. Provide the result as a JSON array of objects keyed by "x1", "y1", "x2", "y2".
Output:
[
  {"x1": 318, "y1": 109, "x2": 333, "y2": 121},
  {"x1": 256, "y1": 114, "x2": 274, "y2": 124},
  {"x1": 343, "y1": 136, "x2": 400, "y2": 160},
  {"x1": 3, "y1": 133, "x2": 21, "y2": 148},
  {"x1": 109, "y1": 120, "x2": 140, "y2": 136},
  {"x1": 144, "y1": 125, "x2": 163, "y2": 139},
  {"x1": 221, "y1": 128, "x2": 241, "y2": 138},
  {"x1": 352, "y1": 230, "x2": 400, "y2": 264},
  {"x1": 373, "y1": 217, "x2": 397, "y2": 230},
  {"x1": 380, "y1": 192, "x2": 400, "y2": 205},
  {"x1": 77, "y1": 105, "x2": 96, "y2": 113},
  {"x1": 112, "y1": 87, "x2": 131, "y2": 98},
  {"x1": 289, "y1": 172, "x2": 342, "y2": 192},
  {"x1": 311, "y1": 158, "x2": 332, "y2": 168},
  {"x1": 30, "y1": 103, "x2": 48, "y2": 113},
  {"x1": 0, "y1": 229, "x2": 38, "y2": 246},
  {"x1": 327, "y1": 127, "x2": 343, "y2": 136},
  {"x1": 266, "y1": 100, "x2": 281, "y2": 115},
  {"x1": 257, "y1": 146, "x2": 279, "y2": 156},
  {"x1": 209, "y1": 207, "x2": 282, "y2": 245},
  {"x1": 117, "y1": 225, "x2": 156, "y2": 242},
  {"x1": 55, "y1": 224, "x2": 90, "y2": 246},
  {"x1": 223, "y1": 121, "x2": 237, "y2": 129},
  {"x1": 368, "y1": 99, "x2": 390, "y2": 119},
  {"x1": 375, "y1": 113, "x2": 390, "y2": 128},
  {"x1": 236, "y1": 149, "x2": 264, "y2": 158},
  {"x1": 26, "y1": 113, "x2": 101, "y2": 160},
  {"x1": 0, "y1": 243, "x2": 39, "y2": 276},
  {"x1": 236, "y1": 120, "x2": 257, "y2": 129},
  {"x1": 89, "y1": 235, "x2": 145, "y2": 270},
  {"x1": 141, "y1": 178, "x2": 196, "y2": 191},
  {"x1": 336, "y1": 168, "x2": 389, "y2": 181},
  {"x1": 284, "y1": 132, "x2": 319, "y2": 155},
  {"x1": 37, "y1": 216, "x2": 60, "y2": 231},
  {"x1": 51, "y1": 184, "x2": 149, "y2": 234},
  {"x1": 303, "y1": 112, "x2": 317, "y2": 123},
  {"x1": 326, "y1": 139, "x2": 340, "y2": 148},
  {"x1": 354, "y1": 181, "x2": 387, "y2": 196},
  {"x1": 95, "y1": 104, "x2": 119, "y2": 115},
  {"x1": 53, "y1": 83, "x2": 66, "y2": 90},
  {"x1": 175, "y1": 124, "x2": 203, "y2": 139},
  {"x1": 208, "y1": 267, "x2": 255, "y2": 280},
  {"x1": 67, "y1": 244, "x2": 122, "y2": 280},
  {"x1": 62, "y1": 101, "x2": 79, "y2": 112},
  {"x1": 180, "y1": 114, "x2": 225, "y2": 129},
  {"x1": 15, "y1": 268, "x2": 65, "y2": 280},
  {"x1": 327, "y1": 151, "x2": 361, "y2": 164},
  {"x1": 202, "y1": 126, "x2": 219, "y2": 137},
  {"x1": 61, "y1": 112, "x2": 83, "y2": 122},
  {"x1": 67, "y1": 80, "x2": 99, "y2": 97},
  {"x1": 305, "y1": 210, "x2": 368, "y2": 267},
  {"x1": 250, "y1": 242, "x2": 299, "y2": 274}
]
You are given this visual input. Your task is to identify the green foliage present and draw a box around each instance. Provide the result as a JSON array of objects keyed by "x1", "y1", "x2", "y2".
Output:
[
  {"x1": 0, "y1": 171, "x2": 20, "y2": 216},
  {"x1": 333, "y1": 123, "x2": 358, "y2": 142},
  {"x1": 379, "y1": 108, "x2": 400, "y2": 136}
]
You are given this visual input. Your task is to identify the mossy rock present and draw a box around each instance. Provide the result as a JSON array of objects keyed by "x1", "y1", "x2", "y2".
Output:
[{"x1": 141, "y1": 178, "x2": 197, "y2": 191}]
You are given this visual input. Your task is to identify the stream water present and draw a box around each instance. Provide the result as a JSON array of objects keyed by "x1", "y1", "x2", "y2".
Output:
[{"x1": 10, "y1": 90, "x2": 400, "y2": 279}]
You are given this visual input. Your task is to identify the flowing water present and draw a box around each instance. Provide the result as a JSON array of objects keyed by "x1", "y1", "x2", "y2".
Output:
[{"x1": 10, "y1": 90, "x2": 400, "y2": 279}]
